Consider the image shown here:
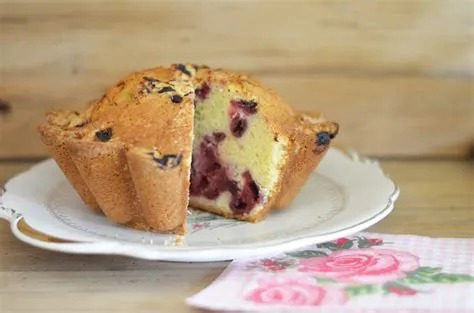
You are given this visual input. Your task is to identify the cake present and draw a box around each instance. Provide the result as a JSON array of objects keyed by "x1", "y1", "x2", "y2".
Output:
[{"x1": 37, "y1": 64, "x2": 339, "y2": 235}]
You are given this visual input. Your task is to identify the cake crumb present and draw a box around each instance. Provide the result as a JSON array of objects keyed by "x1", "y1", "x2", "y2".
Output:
[
  {"x1": 174, "y1": 235, "x2": 185, "y2": 246},
  {"x1": 164, "y1": 235, "x2": 185, "y2": 246}
]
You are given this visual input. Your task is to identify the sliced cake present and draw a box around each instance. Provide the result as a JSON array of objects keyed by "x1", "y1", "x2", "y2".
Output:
[
  {"x1": 183, "y1": 66, "x2": 338, "y2": 222},
  {"x1": 37, "y1": 64, "x2": 339, "y2": 234}
]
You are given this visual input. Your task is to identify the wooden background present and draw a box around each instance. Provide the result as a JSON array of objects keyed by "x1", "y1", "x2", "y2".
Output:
[
  {"x1": 0, "y1": 0, "x2": 473, "y2": 159},
  {"x1": 1, "y1": 3, "x2": 473, "y2": 312}
]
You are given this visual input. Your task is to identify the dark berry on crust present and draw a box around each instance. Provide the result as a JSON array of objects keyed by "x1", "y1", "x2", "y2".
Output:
[
  {"x1": 150, "y1": 153, "x2": 182, "y2": 170},
  {"x1": 143, "y1": 76, "x2": 160, "y2": 84},
  {"x1": 171, "y1": 94, "x2": 183, "y2": 103},
  {"x1": 95, "y1": 128, "x2": 113, "y2": 142},
  {"x1": 176, "y1": 64, "x2": 192, "y2": 76},
  {"x1": 158, "y1": 86, "x2": 175, "y2": 93},
  {"x1": 240, "y1": 100, "x2": 258, "y2": 114},
  {"x1": 316, "y1": 131, "x2": 331, "y2": 146}
]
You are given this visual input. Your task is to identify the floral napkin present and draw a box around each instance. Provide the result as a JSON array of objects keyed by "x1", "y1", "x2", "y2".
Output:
[{"x1": 186, "y1": 232, "x2": 474, "y2": 312}]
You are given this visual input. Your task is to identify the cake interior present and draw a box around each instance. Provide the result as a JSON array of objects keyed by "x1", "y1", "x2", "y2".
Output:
[{"x1": 189, "y1": 81, "x2": 287, "y2": 219}]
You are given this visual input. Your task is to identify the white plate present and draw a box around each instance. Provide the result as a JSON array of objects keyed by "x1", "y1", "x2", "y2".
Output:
[{"x1": 0, "y1": 148, "x2": 399, "y2": 262}]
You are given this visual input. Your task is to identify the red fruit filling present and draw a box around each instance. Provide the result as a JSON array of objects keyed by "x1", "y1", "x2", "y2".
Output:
[
  {"x1": 190, "y1": 134, "x2": 261, "y2": 214},
  {"x1": 231, "y1": 99, "x2": 258, "y2": 115},
  {"x1": 189, "y1": 134, "x2": 227, "y2": 199},
  {"x1": 195, "y1": 82, "x2": 211, "y2": 101},
  {"x1": 230, "y1": 115, "x2": 247, "y2": 138},
  {"x1": 228, "y1": 99, "x2": 258, "y2": 138},
  {"x1": 213, "y1": 132, "x2": 226, "y2": 143},
  {"x1": 230, "y1": 171, "x2": 260, "y2": 214}
]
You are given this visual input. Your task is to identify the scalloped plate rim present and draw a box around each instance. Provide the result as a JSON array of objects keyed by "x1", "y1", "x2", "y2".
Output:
[{"x1": 1, "y1": 148, "x2": 400, "y2": 262}]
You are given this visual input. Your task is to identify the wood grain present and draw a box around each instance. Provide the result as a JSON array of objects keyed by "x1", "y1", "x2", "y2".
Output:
[
  {"x1": 0, "y1": 160, "x2": 473, "y2": 313},
  {"x1": 1, "y1": 0, "x2": 473, "y2": 76},
  {"x1": 1, "y1": 0, "x2": 474, "y2": 158},
  {"x1": 1, "y1": 75, "x2": 473, "y2": 158},
  {"x1": 0, "y1": 163, "x2": 35, "y2": 184}
]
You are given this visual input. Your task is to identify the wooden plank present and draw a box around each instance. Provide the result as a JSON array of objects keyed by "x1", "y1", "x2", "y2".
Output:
[
  {"x1": 0, "y1": 74, "x2": 472, "y2": 158},
  {"x1": 0, "y1": 163, "x2": 35, "y2": 185},
  {"x1": 0, "y1": 160, "x2": 473, "y2": 313},
  {"x1": 1, "y1": 0, "x2": 474, "y2": 158},
  {"x1": 265, "y1": 75, "x2": 474, "y2": 157},
  {"x1": 0, "y1": 0, "x2": 473, "y2": 76},
  {"x1": 380, "y1": 160, "x2": 474, "y2": 210}
]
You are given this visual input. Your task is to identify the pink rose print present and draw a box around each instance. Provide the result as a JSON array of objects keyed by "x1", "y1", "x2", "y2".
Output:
[
  {"x1": 246, "y1": 258, "x2": 296, "y2": 272},
  {"x1": 245, "y1": 276, "x2": 347, "y2": 306},
  {"x1": 298, "y1": 248, "x2": 419, "y2": 284},
  {"x1": 335, "y1": 238, "x2": 351, "y2": 246},
  {"x1": 267, "y1": 265, "x2": 286, "y2": 272},
  {"x1": 262, "y1": 260, "x2": 277, "y2": 267}
]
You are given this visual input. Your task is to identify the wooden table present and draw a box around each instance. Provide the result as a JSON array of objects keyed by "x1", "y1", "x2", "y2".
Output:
[{"x1": 1, "y1": 160, "x2": 473, "y2": 313}]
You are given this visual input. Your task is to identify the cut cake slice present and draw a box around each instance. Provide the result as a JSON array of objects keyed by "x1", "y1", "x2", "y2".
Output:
[{"x1": 37, "y1": 64, "x2": 339, "y2": 234}]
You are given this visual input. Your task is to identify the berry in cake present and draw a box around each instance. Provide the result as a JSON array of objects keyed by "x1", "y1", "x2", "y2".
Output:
[{"x1": 187, "y1": 68, "x2": 338, "y2": 223}]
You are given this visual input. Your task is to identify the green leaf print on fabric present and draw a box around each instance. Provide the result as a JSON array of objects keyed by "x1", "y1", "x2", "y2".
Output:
[{"x1": 285, "y1": 250, "x2": 328, "y2": 258}]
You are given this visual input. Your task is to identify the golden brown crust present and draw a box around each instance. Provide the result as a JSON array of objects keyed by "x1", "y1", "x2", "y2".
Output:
[
  {"x1": 37, "y1": 124, "x2": 102, "y2": 212},
  {"x1": 65, "y1": 140, "x2": 145, "y2": 225},
  {"x1": 274, "y1": 112, "x2": 339, "y2": 209},
  {"x1": 126, "y1": 148, "x2": 189, "y2": 235},
  {"x1": 37, "y1": 66, "x2": 195, "y2": 234}
]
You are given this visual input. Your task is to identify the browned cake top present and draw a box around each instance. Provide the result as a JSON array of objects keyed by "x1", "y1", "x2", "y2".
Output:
[{"x1": 43, "y1": 63, "x2": 338, "y2": 162}]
